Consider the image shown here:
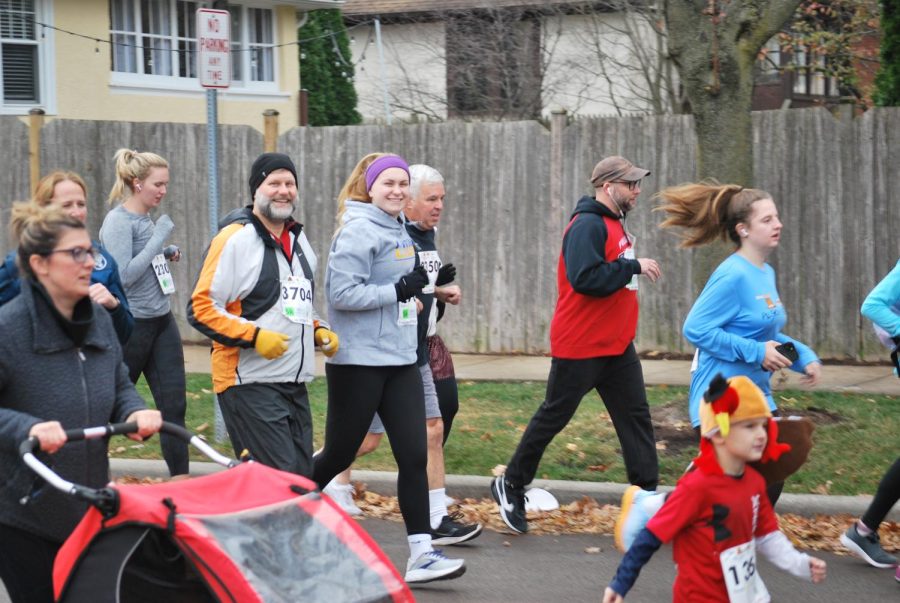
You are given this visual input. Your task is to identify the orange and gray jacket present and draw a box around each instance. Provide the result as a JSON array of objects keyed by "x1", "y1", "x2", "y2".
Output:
[{"x1": 188, "y1": 206, "x2": 323, "y2": 393}]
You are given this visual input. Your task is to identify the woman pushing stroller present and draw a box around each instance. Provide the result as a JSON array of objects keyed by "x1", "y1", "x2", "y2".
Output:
[{"x1": 0, "y1": 202, "x2": 160, "y2": 603}]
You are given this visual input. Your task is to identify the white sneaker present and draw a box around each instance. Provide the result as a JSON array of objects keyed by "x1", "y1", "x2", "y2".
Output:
[
  {"x1": 405, "y1": 550, "x2": 466, "y2": 584},
  {"x1": 323, "y1": 480, "x2": 362, "y2": 516}
]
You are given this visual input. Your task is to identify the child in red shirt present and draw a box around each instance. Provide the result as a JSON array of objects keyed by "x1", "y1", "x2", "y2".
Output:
[{"x1": 603, "y1": 374, "x2": 827, "y2": 602}]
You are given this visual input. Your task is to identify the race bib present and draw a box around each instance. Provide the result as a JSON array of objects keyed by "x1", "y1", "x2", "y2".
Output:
[
  {"x1": 281, "y1": 275, "x2": 313, "y2": 325},
  {"x1": 398, "y1": 299, "x2": 418, "y2": 326},
  {"x1": 151, "y1": 254, "x2": 175, "y2": 295},
  {"x1": 719, "y1": 541, "x2": 770, "y2": 603},
  {"x1": 418, "y1": 250, "x2": 441, "y2": 294},
  {"x1": 624, "y1": 234, "x2": 638, "y2": 291}
]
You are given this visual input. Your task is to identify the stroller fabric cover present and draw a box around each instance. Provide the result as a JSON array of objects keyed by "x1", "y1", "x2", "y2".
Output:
[{"x1": 53, "y1": 462, "x2": 412, "y2": 602}]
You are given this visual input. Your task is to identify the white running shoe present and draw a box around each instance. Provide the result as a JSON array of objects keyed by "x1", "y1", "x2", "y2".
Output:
[
  {"x1": 323, "y1": 480, "x2": 362, "y2": 516},
  {"x1": 405, "y1": 550, "x2": 466, "y2": 584}
]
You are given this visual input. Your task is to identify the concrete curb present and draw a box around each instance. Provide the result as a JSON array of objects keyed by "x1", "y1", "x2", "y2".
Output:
[{"x1": 109, "y1": 459, "x2": 899, "y2": 521}]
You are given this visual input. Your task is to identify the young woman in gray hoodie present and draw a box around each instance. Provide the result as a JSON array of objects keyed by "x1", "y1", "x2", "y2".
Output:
[{"x1": 313, "y1": 154, "x2": 466, "y2": 585}]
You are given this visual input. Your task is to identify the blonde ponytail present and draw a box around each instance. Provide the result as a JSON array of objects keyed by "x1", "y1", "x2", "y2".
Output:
[
  {"x1": 334, "y1": 152, "x2": 387, "y2": 236},
  {"x1": 108, "y1": 148, "x2": 168, "y2": 203}
]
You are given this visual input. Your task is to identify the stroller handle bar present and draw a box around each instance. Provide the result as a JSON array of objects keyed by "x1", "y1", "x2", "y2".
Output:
[{"x1": 19, "y1": 421, "x2": 239, "y2": 513}]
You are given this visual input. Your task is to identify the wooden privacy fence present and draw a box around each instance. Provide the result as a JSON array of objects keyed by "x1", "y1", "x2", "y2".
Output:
[{"x1": 0, "y1": 107, "x2": 897, "y2": 359}]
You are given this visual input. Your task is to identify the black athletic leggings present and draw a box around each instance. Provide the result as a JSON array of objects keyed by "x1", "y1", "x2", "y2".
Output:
[
  {"x1": 0, "y1": 524, "x2": 59, "y2": 603},
  {"x1": 314, "y1": 363, "x2": 429, "y2": 535},
  {"x1": 862, "y1": 456, "x2": 900, "y2": 531},
  {"x1": 123, "y1": 312, "x2": 189, "y2": 476},
  {"x1": 434, "y1": 376, "x2": 459, "y2": 444}
]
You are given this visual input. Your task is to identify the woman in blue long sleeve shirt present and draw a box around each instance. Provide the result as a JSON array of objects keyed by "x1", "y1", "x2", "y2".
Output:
[
  {"x1": 862, "y1": 258, "x2": 900, "y2": 360},
  {"x1": 838, "y1": 257, "x2": 900, "y2": 574},
  {"x1": 658, "y1": 182, "x2": 821, "y2": 503}
]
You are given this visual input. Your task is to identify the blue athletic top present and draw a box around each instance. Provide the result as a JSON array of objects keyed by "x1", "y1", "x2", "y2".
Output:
[
  {"x1": 0, "y1": 243, "x2": 133, "y2": 344},
  {"x1": 861, "y1": 258, "x2": 900, "y2": 339},
  {"x1": 683, "y1": 253, "x2": 818, "y2": 427}
]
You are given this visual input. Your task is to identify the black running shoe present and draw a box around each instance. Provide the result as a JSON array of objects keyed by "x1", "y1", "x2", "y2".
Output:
[
  {"x1": 431, "y1": 512, "x2": 483, "y2": 545},
  {"x1": 491, "y1": 475, "x2": 527, "y2": 534}
]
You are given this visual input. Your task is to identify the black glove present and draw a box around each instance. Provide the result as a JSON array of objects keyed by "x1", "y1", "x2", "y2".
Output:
[
  {"x1": 436, "y1": 262, "x2": 456, "y2": 286},
  {"x1": 395, "y1": 265, "x2": 429, "y2": 301}
]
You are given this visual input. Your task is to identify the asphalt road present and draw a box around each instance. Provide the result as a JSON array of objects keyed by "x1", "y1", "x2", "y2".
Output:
[
  {"x1": 2, "y1": 517, "x2": 896, "y2": 602},
  {"x1": 359, "y1": 517, "x2": 898, "y2": 603}
]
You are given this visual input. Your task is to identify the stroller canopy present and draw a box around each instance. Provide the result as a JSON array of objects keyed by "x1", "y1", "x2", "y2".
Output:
[{"x1": 54, "y1": 462, "x2": 412, "y2": 603}]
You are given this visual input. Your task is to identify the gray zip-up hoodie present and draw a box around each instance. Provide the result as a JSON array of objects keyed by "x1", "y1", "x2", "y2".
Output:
[{"x1": 325, "y1": 201, "x2": 418, "y2": 365}]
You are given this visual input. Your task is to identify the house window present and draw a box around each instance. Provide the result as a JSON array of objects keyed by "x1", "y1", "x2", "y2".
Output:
[
  {"x1": 791, "y1": 47, "x2": 840, "y2": 98},
  {"x1": 109, "y1": 0, "x2": 275, "y2": 87},
  {"x1": 1, "y1": 0, "x2": 40, "y2": 104}
]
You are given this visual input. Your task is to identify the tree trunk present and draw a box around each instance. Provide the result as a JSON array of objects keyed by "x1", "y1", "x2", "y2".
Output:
[{"x1": 664, "y1": 0, "x2": 802, "y2": 286}]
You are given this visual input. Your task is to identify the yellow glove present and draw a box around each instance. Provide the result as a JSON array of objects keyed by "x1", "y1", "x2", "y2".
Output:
[
  {"x1": 315, "y1": 327, "x2": 340, "y2": 357},
  {"x1": 254, "y1": 328, "x2": 290, "y2": 360}
]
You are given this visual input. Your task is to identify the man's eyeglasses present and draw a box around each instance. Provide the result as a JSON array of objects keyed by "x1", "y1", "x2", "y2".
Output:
[
  {"x1": 610, "y1": 179, "x2": 642, "y2": 191},
  {"x1": 48, "y1": 246, "x2": 100, "y2": 264}
]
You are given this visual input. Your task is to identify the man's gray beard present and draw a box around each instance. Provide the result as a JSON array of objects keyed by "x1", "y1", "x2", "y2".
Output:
[{"x1": 255, "y1": 191, "x2": 297, "y2": 222}]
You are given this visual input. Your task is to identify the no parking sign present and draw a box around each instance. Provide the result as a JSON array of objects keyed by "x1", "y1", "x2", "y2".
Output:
[{"x1": 197, "y1": 8, "x2": 231, "y2": 89}]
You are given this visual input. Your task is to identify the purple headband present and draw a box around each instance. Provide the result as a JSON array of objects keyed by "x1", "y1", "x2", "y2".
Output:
[{"x1": 365, "y1": 155, "x2": 410, "y2": 192}]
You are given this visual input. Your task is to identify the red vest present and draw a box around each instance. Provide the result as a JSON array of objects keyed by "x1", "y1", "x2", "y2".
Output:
[{"x1": 549, "y1": 214, "x2": 638, "y2": 358}]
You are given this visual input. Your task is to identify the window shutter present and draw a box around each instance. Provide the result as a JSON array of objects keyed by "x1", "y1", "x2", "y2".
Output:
[{"x1": 2, "y1": 43, "x2": 38, "y2": 102}]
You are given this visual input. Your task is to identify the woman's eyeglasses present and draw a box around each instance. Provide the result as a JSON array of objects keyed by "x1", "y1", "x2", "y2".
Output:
[{"x1": 49, "y1": 246, "x2": 100, "y2": 264}]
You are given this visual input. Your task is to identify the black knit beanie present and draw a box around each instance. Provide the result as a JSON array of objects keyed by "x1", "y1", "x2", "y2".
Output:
[{"x1": 248, "y1": 153, "x2": 298, "y2": 199}]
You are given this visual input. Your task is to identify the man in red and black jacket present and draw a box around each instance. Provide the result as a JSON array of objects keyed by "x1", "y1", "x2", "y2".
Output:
[{"x1": 492, "y1": 156, "x2": 662, "y2": 534}]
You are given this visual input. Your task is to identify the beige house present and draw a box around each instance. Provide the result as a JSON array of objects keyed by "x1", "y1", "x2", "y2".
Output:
[{"x1": 2, "y1": 0, "x2": 343, "y2": 132}]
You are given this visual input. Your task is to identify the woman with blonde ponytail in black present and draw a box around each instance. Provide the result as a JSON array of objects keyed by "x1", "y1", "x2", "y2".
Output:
[
  {"x1": 99, "y1": 149, "x2": 188, "y2": 477},
  {"x1": 657, "y1": 182, "x2": 822, "y2": 505}
]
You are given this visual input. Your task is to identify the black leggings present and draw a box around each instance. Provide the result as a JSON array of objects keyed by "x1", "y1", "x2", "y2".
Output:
[
  {"x1": 862, "y1": 456, "x2": 900, "y2": 531},
  {"x1": 314, "y1": 363, "x2": 429, "y2": 535},
  {"x1": 0, "y1": 524, "x2": 59, "y2": 603},
  {"x1": 434, "y1": 376, "x2": 459, "y2": 445},
  {"x1": 123, "y1": 312, "x2": 189, "y2": 476}
]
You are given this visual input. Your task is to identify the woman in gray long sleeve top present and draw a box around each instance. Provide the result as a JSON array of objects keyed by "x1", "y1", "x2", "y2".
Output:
[{"x1": 99, "y1": 149, "x2": 188, "y2": 477}]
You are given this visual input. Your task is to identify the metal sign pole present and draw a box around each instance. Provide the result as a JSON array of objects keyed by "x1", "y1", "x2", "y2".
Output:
[
  {"x1": 198, "y1": 7, "x2": 231, "y2": 444},
  {"x1": 206, "y1": 88, "x2": 227, "y2": 444}
]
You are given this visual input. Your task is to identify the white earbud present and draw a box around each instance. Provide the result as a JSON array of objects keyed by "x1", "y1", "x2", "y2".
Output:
[
  {"x1": 741, "y1": 229, "x2": 748, "y2": 236},
  {"x1": 135, "y1": 183, "x2": 142, "y2": 192}
]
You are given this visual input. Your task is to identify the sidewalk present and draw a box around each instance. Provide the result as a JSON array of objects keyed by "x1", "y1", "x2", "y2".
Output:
[
  {"x1": 172, "y1": 344, "x2": 899, "y2": 520},
  {"x1": 184, "y1": 344, "x2": 900, "y2": 394}
]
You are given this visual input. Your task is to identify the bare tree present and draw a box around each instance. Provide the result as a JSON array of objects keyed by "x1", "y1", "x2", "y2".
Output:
[{"x1": 355, "y1": 3, "x2": 682, "y2": 121}]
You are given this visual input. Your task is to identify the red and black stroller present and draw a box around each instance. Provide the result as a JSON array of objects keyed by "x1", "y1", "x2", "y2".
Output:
[{"x1": 20, "y1": 422, "x2": 413, "y2": 602}]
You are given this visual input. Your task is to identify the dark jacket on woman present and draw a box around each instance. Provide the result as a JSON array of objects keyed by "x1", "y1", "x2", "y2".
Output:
[
  {"x1": 0, "y1": 244, "x2": 134, "y2": 344},
  {"x1": 0, "y1": 281, "x2": 147, "y2": 543}
]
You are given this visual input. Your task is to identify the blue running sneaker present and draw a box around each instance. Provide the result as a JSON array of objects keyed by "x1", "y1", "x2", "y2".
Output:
[{"x1": 614, "y1": 485, "x2": 664, "y2": 552}]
